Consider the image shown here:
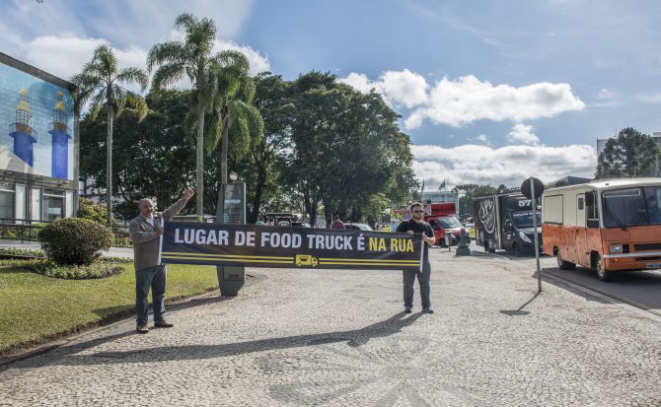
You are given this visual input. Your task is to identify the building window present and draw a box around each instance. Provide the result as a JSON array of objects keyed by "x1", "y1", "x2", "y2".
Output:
[
  {"x1": 0, "y1": 182, "x2": 15, "y2": 223},
  {"x1": 43, "y1": 188, "x2": 64, "y2": 222}
]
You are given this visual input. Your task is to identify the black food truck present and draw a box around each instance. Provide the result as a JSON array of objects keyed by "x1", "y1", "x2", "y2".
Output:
[{"x1": 473, "y1": 190, "x2": 542, "y2": 255}]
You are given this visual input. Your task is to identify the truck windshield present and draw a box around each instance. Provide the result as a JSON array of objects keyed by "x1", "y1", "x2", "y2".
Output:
[
  {"x1": 511, "y1": 211, "x2": 541, "y2": 228},
  {"x1": 438, "y1": 216, "x2": 461, "y2": 228},
  {"x1": 602, "y1": 187, "x2": 661, "y2": 228}
]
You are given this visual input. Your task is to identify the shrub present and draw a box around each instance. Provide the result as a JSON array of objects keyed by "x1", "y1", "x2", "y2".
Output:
[{"x1": 38, "y1": 218, "x2": 112, "y2": 265}]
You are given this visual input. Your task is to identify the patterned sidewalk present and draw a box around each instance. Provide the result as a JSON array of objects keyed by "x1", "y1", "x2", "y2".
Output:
[{"x1": 1, "y1": 249, "x2": 660, "y2": 406}]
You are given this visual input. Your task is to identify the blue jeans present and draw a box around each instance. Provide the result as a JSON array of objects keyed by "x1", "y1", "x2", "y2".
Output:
[
  {"x1": 403, "y1": 260, "x2": 431, "y2": 309},
  {"x1": 135, "y1": 264, "x2": 167, "y2": 326}
]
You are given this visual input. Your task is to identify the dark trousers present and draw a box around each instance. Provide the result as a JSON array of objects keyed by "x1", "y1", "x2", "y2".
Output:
[
  {"x1": 403, "y1": 260, "x2": 431, "y2": 309},
  {"x1": 135, "y1": 264, "x2": 167, "y2": 326}
]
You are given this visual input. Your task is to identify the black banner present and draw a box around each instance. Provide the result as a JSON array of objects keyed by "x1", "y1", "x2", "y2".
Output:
[{"x1": 159, "y1": 222, "x2": 422, "y2": 271}]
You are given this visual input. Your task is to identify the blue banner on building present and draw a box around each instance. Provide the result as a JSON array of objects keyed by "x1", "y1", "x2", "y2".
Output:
[{"x1": 160, "y1": 222, "x2": 423, "y2": 271}]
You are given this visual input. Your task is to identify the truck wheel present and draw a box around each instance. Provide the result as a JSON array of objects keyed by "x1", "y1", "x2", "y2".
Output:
[
  {"x1": 556, "y1": 251, "x2": 576, "y2": 270},
  {"x1": 595, "y1": 255, "x2": 612, "y2": 282},
  {"x1": 487, "y1": 240, "x2": 496, "y2": 253}
]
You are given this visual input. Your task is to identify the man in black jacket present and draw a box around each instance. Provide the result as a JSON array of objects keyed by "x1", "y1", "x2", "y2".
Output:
[{"x1": 396, "y1": 202, "x2": 434, "y2": 314}]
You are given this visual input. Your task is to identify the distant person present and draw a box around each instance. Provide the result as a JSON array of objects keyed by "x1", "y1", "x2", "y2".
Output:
[
  {"x1": 331, "y1": 215, "x2": 345, "y2": 229},
  {"x1": 396, "y1": 202, "x2": 434, "y2": 314},
  {"x1": 129, "y1": 189, "x2": 194, "y2": 334}
]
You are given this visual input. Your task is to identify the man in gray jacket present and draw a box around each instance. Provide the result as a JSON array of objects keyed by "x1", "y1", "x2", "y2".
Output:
[{"x1": 129, "y1": 189, "x2": 194, "y2": 333}]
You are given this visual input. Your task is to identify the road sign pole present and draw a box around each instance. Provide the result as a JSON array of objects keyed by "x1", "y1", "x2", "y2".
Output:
[{"x1": 530, "y1": 178, "x2": 542, "y2": 292}]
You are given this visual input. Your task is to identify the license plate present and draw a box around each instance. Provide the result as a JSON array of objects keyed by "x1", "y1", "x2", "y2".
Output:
[{"x1": 646, "y1": 263, "x2": 661, "y2": 269}]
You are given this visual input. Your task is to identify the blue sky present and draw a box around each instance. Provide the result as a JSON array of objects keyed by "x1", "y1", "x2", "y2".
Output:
[{"x1": 3, "y1": 0, "x2": 661, "y2": 187}]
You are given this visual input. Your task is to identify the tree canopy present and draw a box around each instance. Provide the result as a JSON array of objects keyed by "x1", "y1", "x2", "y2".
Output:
[{"x1": 596, "y1": 127, "x2": 660, "y2": 179}]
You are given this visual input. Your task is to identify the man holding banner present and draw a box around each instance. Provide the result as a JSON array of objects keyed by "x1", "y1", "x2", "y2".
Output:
[
  {"x1": 129, "y1": 189, "x2": 195, "y2": 334},
  {"x1": 396, "y1": 202, "x2": 434, "y2": 314}
]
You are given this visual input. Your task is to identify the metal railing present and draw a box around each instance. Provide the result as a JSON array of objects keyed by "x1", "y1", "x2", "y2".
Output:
[{"x1": 0, "y1": 218, "x2": 131, "y2": 247}]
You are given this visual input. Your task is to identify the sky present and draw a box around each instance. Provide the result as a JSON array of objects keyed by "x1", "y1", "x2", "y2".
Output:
[{"x1": 3, "y1": 0, "x2": 661, "y2": 190}]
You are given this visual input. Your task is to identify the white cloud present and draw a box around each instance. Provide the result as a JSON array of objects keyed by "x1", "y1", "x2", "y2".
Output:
[
  {"x1": 507, "y1": 124, "x2": 540, "y2": 145},
  {"x1": 339, "y1": 69, "x2": 428, "y2": 108},
  {"x1": 406, "y1": 75, "x2": 585, "y2": 129},
  {"x1": 412, "y1": 143, "x2": 596, "y2": 188},
  {"x1": 598, "y1": 88, "x2": 614, "y2": 99},
  {"x1": 476, "y1": 134, "x2": 489, "y2": 143},
  {"x1": 636, "y1": 92, "x2": 661, "y2": 104},
  {"x1": 21, "y1": 35, "x2": 147, "y2": 81}
]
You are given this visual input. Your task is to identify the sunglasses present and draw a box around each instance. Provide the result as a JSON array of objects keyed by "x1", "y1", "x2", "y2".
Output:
[{"x1": 413, "y1": 210, "x2": 424, "y2": 213}]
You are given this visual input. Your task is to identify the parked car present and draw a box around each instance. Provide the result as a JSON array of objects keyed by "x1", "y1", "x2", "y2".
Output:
[{"x1": 344, "y1": 223, "x2": 373, "y2": 231}]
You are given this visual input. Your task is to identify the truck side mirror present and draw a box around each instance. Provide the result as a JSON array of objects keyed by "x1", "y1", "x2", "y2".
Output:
[{"x1": 585, "y1": 192, "x2": 594, "y2": 206}]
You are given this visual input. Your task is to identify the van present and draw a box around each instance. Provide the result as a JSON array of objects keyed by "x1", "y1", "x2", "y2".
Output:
[{"x1": 542, "y1": 178, "x2": 661, "y2": 281}]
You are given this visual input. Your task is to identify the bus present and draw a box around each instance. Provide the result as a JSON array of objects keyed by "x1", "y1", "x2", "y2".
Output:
[{"x1": 542, "y1": 178, "x2": 661, "y2": 281}]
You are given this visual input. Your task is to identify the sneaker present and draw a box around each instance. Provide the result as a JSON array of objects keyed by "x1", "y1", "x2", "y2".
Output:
[
  {"x1": 404, "y1": 307, "x2": 412, "y2": 314},
  {"x1": 154, "y1": 320, "x2": 174, "y2": 328},
  {"x1": 422, "y1": 308, "x2": 434, "y2": 314},
  {"x1": 136, "y1": 325, "x2": 149, "y2": 334}
]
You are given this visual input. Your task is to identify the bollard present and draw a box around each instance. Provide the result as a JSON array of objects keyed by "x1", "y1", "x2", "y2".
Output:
[{"x1": 455, "y1": 228, "x2": 471, "y2": 256}]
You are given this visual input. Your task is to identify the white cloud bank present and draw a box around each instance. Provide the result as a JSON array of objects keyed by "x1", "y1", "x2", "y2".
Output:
[
  {"x1": 3, "y1": 32, "x2": 270, "y2": 87},
  {"x1": 339, "y1": 69, "x2": 428, "y2": 108},
  {"x1": 412, "y1": 143, "x2": 596, "y2": 188},
  {"x1": 341, "y1": 71, "x2": 585, "y2": 130}
]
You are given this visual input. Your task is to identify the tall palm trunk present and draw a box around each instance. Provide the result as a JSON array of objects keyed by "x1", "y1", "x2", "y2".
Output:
[
  {"x1": 106, "y1": 107, "x2": 113, "y2": 226},
  {"x1": 196, "y1": 104, "x2": 205, "y2": 221},
  {"x1": 220, "y1": 102, "x2": 230, "y2": 185}
]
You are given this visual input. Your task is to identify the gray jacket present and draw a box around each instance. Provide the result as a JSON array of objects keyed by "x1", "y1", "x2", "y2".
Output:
[{"x1": 129, "y1": 197, "x2": 189, "y2": 272}]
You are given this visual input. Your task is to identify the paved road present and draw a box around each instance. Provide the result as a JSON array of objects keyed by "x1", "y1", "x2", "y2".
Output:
[
  {"x1": 473, "y1": 242, "x2": 661, "y2": 317},
  {"x1": 1, "y1": 247, "x2": 660, "y2": 406}
]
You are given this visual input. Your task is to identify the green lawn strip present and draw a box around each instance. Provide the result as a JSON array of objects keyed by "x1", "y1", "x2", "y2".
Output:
[{"x1": 0, "y1": 263, "x2": 218, "y2": 355}]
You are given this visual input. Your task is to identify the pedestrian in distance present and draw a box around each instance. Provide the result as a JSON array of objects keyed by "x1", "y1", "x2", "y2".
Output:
[
  {"x1": 331, "y1": 215, "x2": 345, "y2": 229},
  {"x1": 129, "y1": 189, "x2": 195, "y2": 334},
  {"x1": 396, "y1": 202, "x2": 434, "y2": 314}
]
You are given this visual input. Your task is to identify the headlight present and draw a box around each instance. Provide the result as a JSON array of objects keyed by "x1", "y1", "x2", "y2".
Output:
[
  {"x1": 610, "y1": 244, "x2": 623, "y2": 253},
  {"x1": 518, "y1": 230, "x2": 531, "y2": 243}
]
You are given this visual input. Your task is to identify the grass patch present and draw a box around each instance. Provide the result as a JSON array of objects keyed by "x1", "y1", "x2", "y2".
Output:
[{"x1": 0, "y1": 262, "x2": 219, "y2": 356}]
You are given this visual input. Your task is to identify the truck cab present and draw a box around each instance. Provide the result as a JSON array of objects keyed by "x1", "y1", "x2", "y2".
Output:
[{"x1": 424, "y1": 203, "x2": 463, "y2": 246}]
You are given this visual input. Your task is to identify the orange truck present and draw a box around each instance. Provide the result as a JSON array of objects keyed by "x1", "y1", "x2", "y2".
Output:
[
  {"x1": 542, "y1": 178, "x2": 661, "y2": 282},
  {"x1": 424, "y1": 202, "x2": 463, "y2": 247}
]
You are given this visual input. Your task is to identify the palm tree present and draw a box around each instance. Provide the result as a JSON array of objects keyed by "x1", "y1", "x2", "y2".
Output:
[
  {"x1": 71, "y1": 45, "x2": 148, "y2": 225},
  {"x1": 147, "y1": 13, "x2": 221, "y2": 220},
  {"x1": 208, "y1": 51, "x2": 264, "y2": 185}
]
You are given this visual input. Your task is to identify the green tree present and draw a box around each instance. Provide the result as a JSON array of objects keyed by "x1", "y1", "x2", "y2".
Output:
[
  {"x1": 80, "y1": 90, "x2": 195, "y2": 220},
  {"x1": 71, "y1": 45, "x2": 148, "y2": 225},
  {"x1": 454, "y1": 184, "x2": 498, "y2": 221},
  {"x1": 148, "y1": 13, "x2": 222, "y2": 220},
  {"x1": 283, "y1": 72, "x2": 417, "y2": 226},
  {"x1": 240, "y1": 73, "x2": 293, "y2": 223},
  {"x1": 596, "y1": 127, "x2": 660, "y2": 179},
  {"x1": 207, "y1": 51, "x2": 264, "y2": 186}
]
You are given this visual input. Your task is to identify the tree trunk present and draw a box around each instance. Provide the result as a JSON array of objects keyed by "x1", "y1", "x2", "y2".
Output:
[
  {"x1": 106, "y1": 108, "x2": 113, "y2": 226},
  {"x1": 196, "y1": 105, "x2": 205, "y2": 221},
  {"x1": 221, "y1": 103, "x2": 230, "y2": 185}
]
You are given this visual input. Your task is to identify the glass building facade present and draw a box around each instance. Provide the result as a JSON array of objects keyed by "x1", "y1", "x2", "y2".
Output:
[{"x1": 0, "y1": 52, "x2": 78, "y2": 225}]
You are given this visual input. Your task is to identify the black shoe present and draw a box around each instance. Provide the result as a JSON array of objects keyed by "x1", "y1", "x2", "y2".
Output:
[
  {"x1": 404, "y1": 307, "x2": 412, "y2": 314},
  {"x1": 154, "y1": 320, "x2": 174, "y2": 328},
  {"x1": 422, "y1": 308, "x2": 434, "y2": 314}
]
